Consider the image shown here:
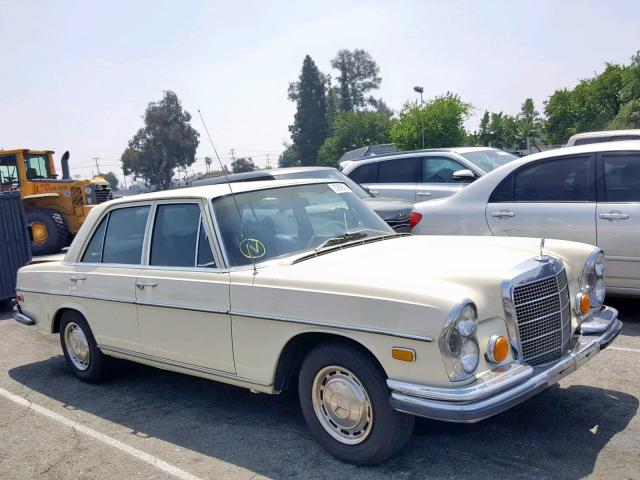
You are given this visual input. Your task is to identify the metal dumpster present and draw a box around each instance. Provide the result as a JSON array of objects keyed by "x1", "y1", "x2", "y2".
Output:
[{"x1": 0, "y1": 192, "x2": 31, "y2": 301}]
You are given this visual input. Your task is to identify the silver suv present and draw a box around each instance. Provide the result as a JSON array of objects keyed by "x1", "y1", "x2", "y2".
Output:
[{"x1": 340, "y1": 147, "x2": 517, "y2": 202}]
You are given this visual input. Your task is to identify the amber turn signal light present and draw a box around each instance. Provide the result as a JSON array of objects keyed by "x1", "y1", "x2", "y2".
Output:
[
  {"x1": 486, "y1": 335, "x2": 509, "y2": 364},
  {"x1": 579, "y1": 292, "x2": 591, "y2": 315},
  {"x1": 392, "y1": 347, "x2": 416, "y2": 362}
]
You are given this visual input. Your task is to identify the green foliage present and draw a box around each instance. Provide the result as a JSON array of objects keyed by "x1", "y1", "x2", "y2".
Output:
[
  {"x1": 101, "y1": 171, "x2": 119, "y2": 190},
  {"x1": 609, "y1": 99, "x2": 640, "y2": 129},
  {"x1": 317, "y1": 111, "x2": 393, "y2": 167},
  {"x1": 331, "y1": 49, "x2": 382, "y2": 111},
  {"x1": 390, "y1": 93, "x2": 471, "y2": 150},
  {"x1": 231, "y1": 157, "x2": 255, "y2": 173},
  {"x1": 289, "y1": 55, "x2": 329, "y2": 166},
  {"x1": 544, "y1": 53, "x2": 640, "y2": 144},
  {"x1": 121, "y1": 91, "x2": 199, "y2": 190},
  {"x1": 278, "y1": 144, "x2": 299, "y2": 168}
]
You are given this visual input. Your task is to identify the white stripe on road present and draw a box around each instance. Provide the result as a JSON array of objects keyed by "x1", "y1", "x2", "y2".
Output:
[
  {"x1": 607, "y1": 346, "x2": 640, "y2": 354},
  {"x1": 0, "y1": 386, "x2": 202, "y2": 480}
]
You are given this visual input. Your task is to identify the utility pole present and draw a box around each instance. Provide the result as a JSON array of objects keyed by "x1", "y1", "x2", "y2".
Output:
[
  {"x1": 92, "y1": 157, "x2": 101, "y2": 175},
  {"x1": 230, "y1": 149, "x2": 236, "y2": 162},
  {"x1": 265, "y1": 154, "x2": 271, "y2": 169},
  {"x1": 121, "y1": 166, "x2": 128, "y2": 189}
]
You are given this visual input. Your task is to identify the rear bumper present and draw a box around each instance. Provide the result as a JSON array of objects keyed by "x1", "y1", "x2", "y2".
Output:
[
  {"x1": 388, "y1": 306, "x2": 622, "y2": 423},
  {"x1": 11, "y1": 300, "x2": 35, "y2": 326}
]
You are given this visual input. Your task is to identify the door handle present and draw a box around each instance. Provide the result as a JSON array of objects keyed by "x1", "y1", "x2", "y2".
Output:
[
  {"x1": 491, "y1": 210, "x2": 516, "y2": 218},
  {"x1": 136, "y1": 280, "x2": 158, "y2": 290},
  {"x1": 417, "y1": 192, "x2": 432, "y2": 197},
  {"x1": 599, "y1": 212, "x2": 629, "y2": 220},
  {"x1": 69, "y1": 275, "x2": 87, "y2": 283}
]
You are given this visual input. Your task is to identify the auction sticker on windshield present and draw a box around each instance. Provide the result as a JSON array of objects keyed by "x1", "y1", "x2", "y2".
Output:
[{"x1": 328, "y1": 183, "x2": 351, "y2": 194}]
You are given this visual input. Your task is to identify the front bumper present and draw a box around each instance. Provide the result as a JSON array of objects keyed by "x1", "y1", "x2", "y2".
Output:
[{"x1": 388, "y1": 306, "x2": 622, "y2": 423}]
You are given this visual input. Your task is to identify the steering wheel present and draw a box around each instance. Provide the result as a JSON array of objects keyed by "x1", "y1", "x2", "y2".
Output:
[{"x1": 306, "y1": 221, "x2": 346, "y2": 248}]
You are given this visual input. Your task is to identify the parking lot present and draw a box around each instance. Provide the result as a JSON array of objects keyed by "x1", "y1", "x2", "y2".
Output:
[{"x1": 0, "y1": 298, "x2": 638, "y2": 480}]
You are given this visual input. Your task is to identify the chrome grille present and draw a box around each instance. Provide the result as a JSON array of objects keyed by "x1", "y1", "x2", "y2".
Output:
[{"x1": 512, "y1": 268, "x2": 571, "y2": 366}]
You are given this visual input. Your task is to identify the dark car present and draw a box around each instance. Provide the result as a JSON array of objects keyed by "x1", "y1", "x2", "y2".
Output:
[{"x1": 191, "y1": 167, "x2": 416, "y2": 232}]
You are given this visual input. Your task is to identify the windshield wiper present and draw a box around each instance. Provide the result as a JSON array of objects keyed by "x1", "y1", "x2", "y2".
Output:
[{"x1": 314, "y1": 232, "x2": 368, "y2": 252}]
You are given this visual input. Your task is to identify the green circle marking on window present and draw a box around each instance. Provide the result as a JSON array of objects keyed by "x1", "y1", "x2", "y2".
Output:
[{"x1": 239, "y1": 238, "x2": 266, "y2": 259}]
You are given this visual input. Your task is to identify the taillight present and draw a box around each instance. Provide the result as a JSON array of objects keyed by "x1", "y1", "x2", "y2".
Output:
[{"x1": 409, "y1": 212, "x2": 422, "y2": 229}]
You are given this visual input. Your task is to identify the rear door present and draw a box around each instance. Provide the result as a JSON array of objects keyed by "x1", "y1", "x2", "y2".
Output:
[
  {"x1": 418, "y1": 155, "x2": 474, "y2": 200},
  {"x1": 70, "y1": 203, "x2": 150, "y2": 352},
  {"x1": 349, "y1": 157, "x2": 419, "y2": 201},
  {"x1": 485, "y1": 154, "x2": 597, "y2": 244},
  {"x1": 596, "y1": 151, "x2": 640, "y2": 291}
]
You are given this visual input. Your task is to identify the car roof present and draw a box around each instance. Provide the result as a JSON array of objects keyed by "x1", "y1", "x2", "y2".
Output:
[
  {"x1": 521, "y1": 140, "x2": 640, "y2": 163},
  {"x1": 190, "y1": 166, "x2": 338, "y2": 187},
  {"x1": 568, "y1": 129, "x2": 640, "y2": 141},
  {"x1": 342, "y1": 146, "x2": 498, "y2": 163},
  {"x1": 107, "y1": 178, "x2": 335, "y2": 205}
]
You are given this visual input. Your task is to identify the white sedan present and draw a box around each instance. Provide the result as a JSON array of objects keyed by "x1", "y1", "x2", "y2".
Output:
[
  {"x1": 13, "y1": 178, "x2": 622, "y2": 464},
  {"x1": 411, "y1": 141, "x2": 640, "y2": 296}
]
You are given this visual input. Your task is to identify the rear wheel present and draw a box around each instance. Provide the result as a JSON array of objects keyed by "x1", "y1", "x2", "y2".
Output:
[
  {"x1": 26, "y1": 207, "x2": 70, "y2": 255},
  {"x1": 59, "y1": 311, "x2": 111, "y2": 382},
  {"x1": 298, "y1": 341, "x2": 414, "y2": 465}
]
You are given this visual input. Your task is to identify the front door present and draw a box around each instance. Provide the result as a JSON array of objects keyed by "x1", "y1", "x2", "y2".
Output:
[
  {"x1": 596, "y1": 151, "x2": 640, "y2": 292},
  {"x1": 135, "y1": 201, "x2": 234, "y2": 374},
  {"x1": 417, "y1": 155, "x2": 472, "y2": 200},
  {"x1": 486, "y1": 154, "x2": 597, "y2": 244}
]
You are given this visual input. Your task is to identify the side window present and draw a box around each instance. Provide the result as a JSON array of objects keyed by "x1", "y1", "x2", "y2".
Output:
[
  {"x1": 490, "y1": 176, "x2": 514, "y2": 203},
  {"x1": 81, "y1": 215, "x2": 109, "y2": 263},
  {"x1": 0, "y1": 155, "x2": 19, "y2": 191},
  {"x1": 574, "y1": 137, "x2": 607, "y2": 146},
  {"x1": 422, "y1": 157, "x2": 467, "y2": 183},
  {"x1": 512, "y1": 156, "x2": 593, "y2": 202},
  {"x1": 197, "y1": 221, "x2": 216, "y2": 268},
  {"x1": 602, "y1": 153, "x2": 640, "y2": 202},
  {"x1": 102, "y1": 206, "x2": 150, "y2": 264},
  {"x1": 378, "y1": 158, "x2": 419, "y2": 183},
  {"x1": 348, "y1": 162, "x2": 378, "y2": 183},
  {"x1": 150, "y1": 203, "x2": 201, "y2": 267}
]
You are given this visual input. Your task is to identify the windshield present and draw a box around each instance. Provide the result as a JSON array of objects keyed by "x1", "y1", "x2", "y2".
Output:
[
  {"x1": 274, "y1": 169, "x2": 372, "y2": 199},
  {"x1": 25, "y1": 154, "x2": 54, "y2": 179},
  {"x1": 212, "y1": 183, "x2": 393, "y2": 267},
  {"x1": 460, "y1": 150, "x2": 517, "y2": 173}
]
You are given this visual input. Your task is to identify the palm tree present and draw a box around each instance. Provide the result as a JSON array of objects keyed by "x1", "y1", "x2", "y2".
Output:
[{"x1": 204, "y1": 156, "x2": 212, "y2": 174}]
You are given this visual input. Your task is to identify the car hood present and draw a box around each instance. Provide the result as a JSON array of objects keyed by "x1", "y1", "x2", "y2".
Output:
[{"x1": 256, "y1": 235, "x2": 592, "y2": 311}]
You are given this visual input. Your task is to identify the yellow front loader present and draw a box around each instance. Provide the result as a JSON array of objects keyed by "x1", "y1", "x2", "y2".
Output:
[{"x1": 0, "y1": 149, "x2": 113, "y2": 255}]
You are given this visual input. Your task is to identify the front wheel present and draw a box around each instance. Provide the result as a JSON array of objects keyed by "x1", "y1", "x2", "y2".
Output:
[{"x1": 298, "y1": 341, "x2": 414, "y2": 465}]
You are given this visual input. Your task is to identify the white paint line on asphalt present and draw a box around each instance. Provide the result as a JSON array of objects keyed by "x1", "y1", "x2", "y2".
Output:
[
  {"x1": 607, "y1": 346, "x2": 640, "y2": 354},
  {"x1": 0, "y1": 386, "x2": 202, "y2": 480}
]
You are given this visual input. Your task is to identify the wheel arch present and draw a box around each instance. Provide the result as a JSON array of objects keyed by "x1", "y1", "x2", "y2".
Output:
[
  {"x1": 51, "y1": 304, "x2": 89, "y2": 334},
  {"x1": 272, "y1": 331, "x2": 388, "y2": 393}
]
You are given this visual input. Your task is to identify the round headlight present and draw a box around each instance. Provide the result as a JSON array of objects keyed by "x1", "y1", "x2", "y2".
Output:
[
  {"x1": 594, "y1": 278, "x2": 606, "y2": 304},
  {"x1": 594, "y1": 252, "x2": 605, "y2": 277},
  {"x1": 460, "y1": 339, "x2": 480, "y2": 373},
  {"x1": 84, "y1": 187, "x2": 93, "y2": 194},
  {"x1": 457, "y1": 304, "x2": 477, "y2": 337}
]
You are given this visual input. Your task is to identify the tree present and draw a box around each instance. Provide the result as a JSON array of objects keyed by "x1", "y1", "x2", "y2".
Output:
[
  {"x1": 477, "y1": 111, "x2": 491, "y2": 146},
  {"x1": 288, "y1": 55, "x2": 329, "y2": 166},
  {"x1": 317, "y1": 111, "x2": 394, "y2": 167},
  {"x1": 204, "y1": 156, "x2": 213, "y2": 173},
  {"x1": 544, "y1": 88, "x2": 576, "y2": 144},
  {"x1": 518, "y1": 98, "x2": 542, "y2": 141},
  {"x1": 231, "y1": 157, "x2": 255, "y2": 173},
  {"x1": 609, "y1": 99, "x2": 640, "y2": 129},
  {"x1": 102, "y1": 171, "x2": 119, "y2": 190},
  {"x1": 121, "y1": 91, "x2": 199, "y2": 190},
  {"x1": 390, "y1": 93, "x2": 471, "y2": 150},
  {"x1": 331, "y1": 49, "x2": 382, "y2": 111},
  {"x1": 325, "y1": 74, "x2": 340, "y2": 127},
  {"x1": 278, "y1": 144, "x2": 299, "y2": 168}
]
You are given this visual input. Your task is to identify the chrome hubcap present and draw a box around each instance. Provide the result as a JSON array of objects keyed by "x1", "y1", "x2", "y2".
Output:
[
  {"x1": 64, "y1": 322, "x2": 90, "y2": 371},
  {"x1": 312, "y1": 366, "x2": 372, "y2": 445}
]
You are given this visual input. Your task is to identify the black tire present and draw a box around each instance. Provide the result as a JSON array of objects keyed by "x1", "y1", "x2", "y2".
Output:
[
  {"x1": 298, "y1": 341, "x2": 414, "y2": 465},
  {"x1": 59, "y1": 311, "x2": 111, "y2": 383},
  {"x1": 25, "y1": 207, "x2": 70, "y2": 255}
]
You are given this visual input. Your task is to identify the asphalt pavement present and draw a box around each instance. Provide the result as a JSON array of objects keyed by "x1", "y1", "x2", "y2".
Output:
[{"x1": 0, "y1": 297, "x2": 638, "y2": 479}]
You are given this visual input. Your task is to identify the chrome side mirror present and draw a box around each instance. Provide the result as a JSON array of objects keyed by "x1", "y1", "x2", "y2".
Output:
[{"x1": 452, "y1": 169, "x2": 476, "y2": 182}]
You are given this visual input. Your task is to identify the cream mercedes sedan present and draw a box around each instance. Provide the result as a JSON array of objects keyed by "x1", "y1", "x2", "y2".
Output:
[{"x1": 13, "y1": 179, "x2": 622, "y2": 464}]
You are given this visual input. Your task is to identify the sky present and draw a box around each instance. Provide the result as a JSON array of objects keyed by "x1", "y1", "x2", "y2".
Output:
[{"x1": 1, "y1": 0, "x2": 639, "y2": 185}]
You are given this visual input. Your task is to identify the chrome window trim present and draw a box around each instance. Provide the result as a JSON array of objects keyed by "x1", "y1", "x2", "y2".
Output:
[
  {"x1": 97, "y1": 345, "x2": 271, "y2": 388},
  {"x1": 76, "y1": 201, "x2": 154, "y2": 265}
]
